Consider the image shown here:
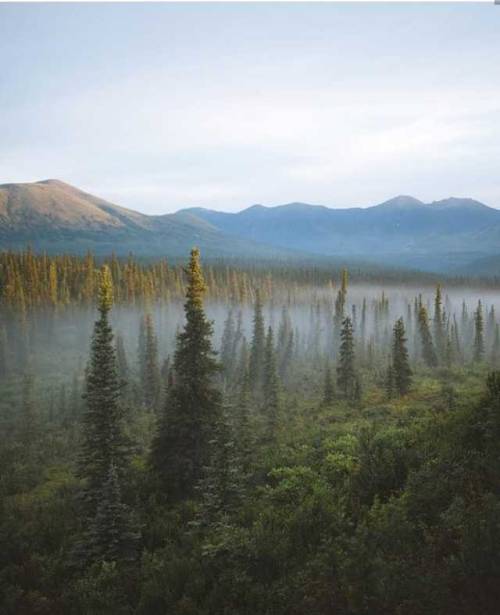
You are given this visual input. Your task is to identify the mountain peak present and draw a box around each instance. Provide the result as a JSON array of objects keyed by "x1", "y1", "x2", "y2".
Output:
[{"x1": 373, "y1": 195, "x2": 425, "y2": 211}]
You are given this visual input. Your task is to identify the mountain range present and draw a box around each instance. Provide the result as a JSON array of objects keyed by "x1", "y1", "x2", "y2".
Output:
[{"x1": 1, "y1": 179, "x2": 499, "y2": 274}]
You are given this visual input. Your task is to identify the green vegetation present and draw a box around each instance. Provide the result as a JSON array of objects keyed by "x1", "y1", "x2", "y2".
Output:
[{"x1": 2, "y1": 249, "x2": 500, "y2": 614}]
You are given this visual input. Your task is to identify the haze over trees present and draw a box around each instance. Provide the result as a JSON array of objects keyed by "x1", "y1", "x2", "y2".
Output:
[{"x1": 2, "y1": 247, "x2": 500, "y2": 614}]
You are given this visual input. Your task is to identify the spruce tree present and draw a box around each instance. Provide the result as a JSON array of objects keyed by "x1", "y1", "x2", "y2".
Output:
[
  {"x1": 249, "y1": 289, "x2": 265, "y2": 390},
  {"x1": 418, "y1": 305, "x2": 438, "y2": 368},
  {"x1": 333, "y1": 269, "x2": 348, "y2": 356},
  {"x1": 150, "y1": 248, "x2": 221, "y2": 499},
  {"x1": 263, "y1": 326, "x2": 280, "y2": 439},
  {"x1": 79, "y1": 265, "x2": 127, "y2": 518},
  {"x1": 337, "y1": 316, "x2": 357, "y2": 400},
  {"x1": 474, "y1": 300, "x2": 485, "y2": 362},
  {"x1": 392, "y1": 317, "x2": 412, "y2": 396},
  {"x1": 433, "y1": 285, "x2": 445, "y2": 362},
  {"x1": 143, "y1": 314, "x2": 161, "y2": 411}
]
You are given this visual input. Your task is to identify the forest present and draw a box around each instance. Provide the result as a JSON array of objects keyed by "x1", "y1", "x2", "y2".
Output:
[{"x1": 2, "y1": 247, "x2": 500, "y2": 615}]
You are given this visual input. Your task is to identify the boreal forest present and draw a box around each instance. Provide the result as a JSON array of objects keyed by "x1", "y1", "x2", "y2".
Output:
[{"x1": 2, "y1": 247, "x2": 500, "y2": 615}]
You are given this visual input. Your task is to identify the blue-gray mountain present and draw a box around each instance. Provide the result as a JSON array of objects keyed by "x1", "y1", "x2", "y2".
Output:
[
  {"x1": 181, "y1": 196, "x2": 500, "y2": 273},
  {"x1": 1, "y1": 180, "x2": 499, "y2": 274}
]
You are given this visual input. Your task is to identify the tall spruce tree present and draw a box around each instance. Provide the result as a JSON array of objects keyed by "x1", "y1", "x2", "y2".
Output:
[
  {"x1": 418, "y1": 305, "x2": 438, "y2": 368},
  {"x1": 263, "y1": 326, "x2": 280, "y2": 439},
  {"x1": 79, "y1": 265, "x2": 127, "y2": 518},
  {"x1": 150, "y1": 248, "x2": 221, "y2": 499},
  {"x1": 433, "y1": 285, "x2": 445, "y2": 362},
  {"x1": 474, "y1": 300, "x2": 485, "y2": 362},
  {"x1": 392, "y1": 317, "x2": 412, "y2": 396},
  {"x1": 491, "y1": 324, "x2": 500, "y2": 368},
  {"x1": 337, "y1": 316, "x2": 357, "y2": 400},
  {"x1": 143, "y1": 314, "x2": 161, "y2": 411},
  {"x1": 333, "y1": 270, "x2": 348, "y2": 356},
  {"x1": 249, "y1": 289, "x2": 265, "y2": 390}
]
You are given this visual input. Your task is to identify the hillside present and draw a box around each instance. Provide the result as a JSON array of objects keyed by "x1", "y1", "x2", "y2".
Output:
[{"x1": 0, "y1": 180, "x2": 299, "y2": 260}]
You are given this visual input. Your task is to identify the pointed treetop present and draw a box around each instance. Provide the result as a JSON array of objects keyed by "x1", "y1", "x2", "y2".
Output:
[
  {"x1": 186, "y1": 247, "x2": 207, "y2": 309},
  {"x1": 98, "y1": 264, "x2": 113, "y2": 315}
]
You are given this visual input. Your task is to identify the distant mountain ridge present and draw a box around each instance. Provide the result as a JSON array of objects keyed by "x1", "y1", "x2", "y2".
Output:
[
  {"x1": 1, "y1": 180, "x2": 500, "y2": 274},
  {"x1": 180, "y1": 195, "x2": 500, "y2": 271}
]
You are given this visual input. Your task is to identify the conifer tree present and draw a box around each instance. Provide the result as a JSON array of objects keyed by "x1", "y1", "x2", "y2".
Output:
[
  {"x1": 333, "y1": 270, "x2": 348, "y2": 355},
  {"x1": 150, "y1": 248, "x2": 221, "y2": 499},
  {"x1": 263, "y1": 326, "x2": 280, "y2": 439},
  {"x1": 418, "y1": 305, "x2": 438, "y2": 368},
  {"x1": 249, "y1": 289, "x2": 265, "y2": 390},
  {"x1": 79, "y1": 265, "x2": 127, "y2": 518},
  {"x1": 143, "y1": 314, "x2": 161, "y2": 411},
  {"x1": 474, "y1": 300, "x2": 485, "y2": 362},
  {"x1": 337, "y1": 316, "x2": 357, "y2": 400},
  {"x1": 392, "y1": 317, "x2": 412, "y2": 396},
  {"x1": 433, "y1": 285, "x2": 445, "y2": 362}
]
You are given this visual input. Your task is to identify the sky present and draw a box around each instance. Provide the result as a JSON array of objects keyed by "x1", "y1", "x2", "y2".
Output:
[{"x1": 1, "y1": 2, "x2": 499, "y2": 214}]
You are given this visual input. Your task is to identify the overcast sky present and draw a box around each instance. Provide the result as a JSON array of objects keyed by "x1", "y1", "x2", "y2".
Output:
[{"x1": 1, "y1": 3, "x2": 499, "y2": 214}]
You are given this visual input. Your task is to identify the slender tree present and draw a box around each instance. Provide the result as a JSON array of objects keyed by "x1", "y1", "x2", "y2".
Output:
[
  {"x1": 249, "y1": 289, "x2": 265, "y2": 390},
  {"x1": 418, "y1": 305, "x2": 438, "y2": 368},
  {"x1": 337, "y1": 316, "x2": 357, "y2": 400},
  {"x1": 78, "y1": 265, "x2": 127, "y2": 518},
  {"x1": 150, "y1": 248, "x2": 221, "y2": 499},
  {"x1": 392, "y1": 317, "x2": 412, "y2": 396},
  {"x1": 263, "y1": 326, "x2": 280, "y2": 439},
  {"x1": 474, "y1": 300, "x2": 485, "y2": 362}
]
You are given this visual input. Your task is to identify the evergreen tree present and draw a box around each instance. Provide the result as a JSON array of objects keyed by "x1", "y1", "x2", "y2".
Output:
[
  {"x1": 337, "y1": 316, "x2": 357, "y2": 400},
  {"x1": 150, "y1": 248, "x2": 221, "y2": 499},
  {"x1": 418, "y1": 305, "x2": 438, "y2": 368},
  {"x1": 249, "y1": 289, "x2": 265, "y2": 390},
  {"x1": 433, "y1": 285, "x2": 445, "y2": 362},
  {"x1": 263, "y1": 326, "x2": 280, "y2": 439},
  {"x1": 392, "y1": 317, "x2": 412, "y2": 396},
  {"x1": 143, "y1": 314, "x2": 161, "y2": 411},
  {"x1": 79, "y1": 265, "x2": 127, "y2": 518},
  {"x1": 474, "y1": 300, "x2": 485, "y2": 362},
  {"x1": 333, "y1": 270, "x2": 348, "y2": 356}
]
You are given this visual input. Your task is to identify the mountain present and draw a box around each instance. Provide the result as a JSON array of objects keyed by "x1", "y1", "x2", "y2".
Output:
[
  {"x1": 181, "y1": 196, "x2": 500, "y2": 271},
  {"x1": 2, "y1": 180, "x2": 500, "y2": 274},
  {"x1": 0, "y1": 180, "x2": 300, "y2": 260}
]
